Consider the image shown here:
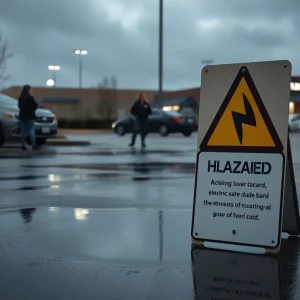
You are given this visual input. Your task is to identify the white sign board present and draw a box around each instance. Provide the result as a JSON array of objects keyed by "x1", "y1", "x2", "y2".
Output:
[
  {"x1": 192, "y1": 61, "x2": 292, "y2": 251},
  {"x1": 194, "y1": 152, "x2": 284, "y2": 247}
]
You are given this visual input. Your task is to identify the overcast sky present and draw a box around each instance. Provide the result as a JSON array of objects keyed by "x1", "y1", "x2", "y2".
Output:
[{"x1": 0, "y1": 0, "x2": 300, "y2": 90}]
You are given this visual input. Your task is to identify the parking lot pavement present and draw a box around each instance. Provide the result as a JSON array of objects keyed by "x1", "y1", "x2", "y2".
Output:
[{"x1": 0, "y1": 133, "x2": 300, "y2": 299}]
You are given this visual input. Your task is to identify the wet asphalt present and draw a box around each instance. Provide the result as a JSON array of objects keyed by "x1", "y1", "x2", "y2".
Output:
[{"x1": 1, "y1": 133, "x2": 300, "y2": 299}]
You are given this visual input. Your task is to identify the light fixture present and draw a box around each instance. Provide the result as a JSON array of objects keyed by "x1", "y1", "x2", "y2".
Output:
[
  {"x1": 46, "y1": 79, "x2": 55, "y2": 87},
  {"x1": 289, "y1": 102, "x2": 295, "y2": 114},
  {"x1": 74, "y1": 49, "x2": 88, "y2": 55},
  {"x1": 48, "y1": 65, "x2": 60, "y2": 71}
]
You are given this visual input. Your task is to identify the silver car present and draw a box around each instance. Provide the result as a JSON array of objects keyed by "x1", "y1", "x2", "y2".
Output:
[{"x1": 0, "y1": 93, "x2": 58, "y2": 147}]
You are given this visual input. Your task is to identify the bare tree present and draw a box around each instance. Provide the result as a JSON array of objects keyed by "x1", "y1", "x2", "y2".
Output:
[
  {"x1": 0, "y1": 34, "x2": 13, "y2": 87},
  {"x1": 97, "y1": 76, "x2": 117, "y2": 119}
]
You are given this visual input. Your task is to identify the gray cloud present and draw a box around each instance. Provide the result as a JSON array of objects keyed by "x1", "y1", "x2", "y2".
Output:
[{"x1": 0, "y1": 0, "x2": 300, "y2": 90}]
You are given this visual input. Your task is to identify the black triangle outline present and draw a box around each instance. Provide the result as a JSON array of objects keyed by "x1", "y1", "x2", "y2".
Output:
[{"x1": 200, "y1": 66, "x2": 283, "y2": 153}]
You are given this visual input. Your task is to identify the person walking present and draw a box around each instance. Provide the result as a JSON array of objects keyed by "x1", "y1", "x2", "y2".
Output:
[
  {"x1": 129, "y1": 92, "x2": 152, "y2": 148},
  {"x1": 18, "y1": 85, "x2": 38, "y2": 151}
]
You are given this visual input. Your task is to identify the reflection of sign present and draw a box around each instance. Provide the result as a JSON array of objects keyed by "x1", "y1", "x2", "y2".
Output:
[
  {"x1": 192, "y1": 248, "x2": 281, "y2": 300},
  {"x1": 192, "y1": 61, "x2": 291, "y2": 251}
]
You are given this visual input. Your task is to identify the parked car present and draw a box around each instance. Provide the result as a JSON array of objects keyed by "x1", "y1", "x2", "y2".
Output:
[
  {"x1": 112, "y1": 108, "x2": 198, "y2": 137},
  {"x1": 0, "y1": 93, "x2": 58, "y2": 147},
  {"x1": 289, "y1": 113, "x2": 300, "y2": 132}
]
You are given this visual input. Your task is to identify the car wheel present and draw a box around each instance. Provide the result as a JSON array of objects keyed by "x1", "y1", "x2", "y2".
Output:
[
  {"x1": 116, "y1": 125, "x2": 125, "y2": 136},
  {"x1": 158, "y1": 124, "x2": 169, "y2": 136},
  {"x1": 183, "y1": 131, "x2": 192, "y2": 137},
  {"x1": 0, "y1": 125, "x2": 4, "y2": 147}
]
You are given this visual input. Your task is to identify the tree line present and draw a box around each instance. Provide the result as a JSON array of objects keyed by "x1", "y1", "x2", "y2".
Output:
[{"x1": 0, "y1": 33, "x2": 13, "y2": 88}]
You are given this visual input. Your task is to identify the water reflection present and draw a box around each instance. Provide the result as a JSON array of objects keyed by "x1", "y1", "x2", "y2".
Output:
[
  {"x1": 48, "y1": 174, "x2": 61, "y2": 182},
  {"x1": 20, "y1": 208, "x2": 36, "y2": 223},
  {"x1": 192, "y1": 247, "x2": 281, "y2": 299},
  {"x1": 50, "y1": 185, "x2": 60, "y2": 189},
  {"x1": 280, "y1": 238, "x2": 300, "y2": 300},
  {"x1": 192, "y1": 239, "x2": 300, "y2": 300},
  {"x1": 48, "y1": 173, "x2": 61, "y2": 189},
  {"x1": 130, "y1": 147, "x2": 147, "y2": 155},
  {"x1": 74, "y1": 208, "x2": 89, "y2": 221},
  {"x1": 132, "y1": 162, "x2": 151, "y2": 181},
  {"x1": 49, "y1": 207, "x2": 59, "y2": 212}
]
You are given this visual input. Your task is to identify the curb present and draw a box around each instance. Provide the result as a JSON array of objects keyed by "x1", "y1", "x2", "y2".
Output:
[
  {"x1": 59, "y1": 129, "x2": 112, "y2": 134},
  {"x1": 4, "y1": 140, "x2": 91, "y2": 148},
  {"x1": 47, "y1": 140, "x2": 91, "y2": 146}
]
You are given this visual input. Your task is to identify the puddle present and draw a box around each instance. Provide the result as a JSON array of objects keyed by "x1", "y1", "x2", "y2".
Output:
[
  {"x1": 23, "y1": 162, "x2": 196, "y2": 173},
  {"x1": 0, "y1": 208, "x2": 299, "y2": 300},
  {"x1": 0, "y1": 175, "x2": 47, "y2": 181},
  {"x1": 58, "y1": 149, "x2": 187, "y2": 156},
  {"x1": 20, "y1": 208, "x2": 37, "y2": 223},
  {"x1": 17, "y1": 186, "x2": 49, "y2": 191}
]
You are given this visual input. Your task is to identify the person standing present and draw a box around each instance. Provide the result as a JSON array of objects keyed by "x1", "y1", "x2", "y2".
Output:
[
  {"x1": 129, "y1": 92, "x2": 152, "y2": 148},
  {"x1": 18, "y1": 85, "x2": 38, "y2": 151}
]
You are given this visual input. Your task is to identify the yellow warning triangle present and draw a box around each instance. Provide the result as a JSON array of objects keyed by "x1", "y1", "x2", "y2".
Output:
[{"x1": 200, "y1": 66, "x2": 283, "y2": 152}]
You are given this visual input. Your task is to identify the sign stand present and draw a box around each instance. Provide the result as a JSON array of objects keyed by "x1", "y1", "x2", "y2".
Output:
[
  {"x1": 191, "y1": 61, "x2": 292, "y2": 253},
  {"x1": 282, "y1": 136, "x2": 300, "y2": 236}
]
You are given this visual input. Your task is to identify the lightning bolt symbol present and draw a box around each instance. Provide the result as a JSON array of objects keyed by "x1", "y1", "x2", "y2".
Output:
[{"x1": 231, "y1": 94, "x2": 256, "y2": 144}]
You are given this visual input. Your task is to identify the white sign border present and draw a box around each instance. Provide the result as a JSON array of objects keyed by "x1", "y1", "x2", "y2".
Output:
[{"x1": 191, "y1": 150, "x2": 286, "y2": 250}]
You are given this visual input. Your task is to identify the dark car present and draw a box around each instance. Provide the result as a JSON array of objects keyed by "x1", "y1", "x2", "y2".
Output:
[{"x1": 112, "y1": 108, "x2": 198, "y2": 137}]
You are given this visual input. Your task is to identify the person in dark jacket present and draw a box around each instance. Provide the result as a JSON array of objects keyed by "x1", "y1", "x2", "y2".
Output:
[
  {"x1": 129, "y1": 92, "x2": 152, "y2": 148},
  {"x1": 18, "y1": 85, "x2": 38, "y2": 151}
]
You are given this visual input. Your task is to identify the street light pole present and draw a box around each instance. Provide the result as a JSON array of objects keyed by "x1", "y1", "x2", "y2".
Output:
[
  {"x1": 74, "y1": 49, "x2": 88, "y2": 124},
  {"x1": 74, "y1": 49, "x2": 88, "y2": 89},
  {"x1": 53, "y1": 71, "x2": 56, "y2": 84},
  {"x1": 79, "y1": 58, "x2": 82, "y2": 89},
  {"x1": 158, "y1": 0, "x2": 163, "y2": 101},
  {"x1": 48, "y1": 65, "x2": 61, "y2": 87}
]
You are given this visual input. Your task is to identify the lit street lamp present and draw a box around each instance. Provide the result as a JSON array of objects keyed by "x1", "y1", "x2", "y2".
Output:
[
  {"x1": 48, "y1": 65, "x2": 60, "y2": 86},
  {"x1": 73, "y1": 49, "x2": 88, "y2": 89},
  {"x1": 46, "y1": 79, "x2": 55, "y2": 87}
]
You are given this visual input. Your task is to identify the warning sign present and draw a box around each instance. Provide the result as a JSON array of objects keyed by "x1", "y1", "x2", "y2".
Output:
[
  {"x1": 193, "y1": 151, "x2": 284, "y2": 248},
  {"x1": 192, "y1": 61, "x2": 292, "y2": 251},
  {"x1": 200, "y1": 66, "x2": 283, "y2": 152}
]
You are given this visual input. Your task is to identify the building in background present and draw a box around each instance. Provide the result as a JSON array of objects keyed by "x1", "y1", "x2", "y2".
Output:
[
  {"x1": 2, "y1": 75, "x2": 300, "y2": 122},
  {"x1": 1, "y1": 86, "x2": 159, "y2": 121},
  {"x1": 289, "y1": 77, "x2": 300, "y2": 114}
]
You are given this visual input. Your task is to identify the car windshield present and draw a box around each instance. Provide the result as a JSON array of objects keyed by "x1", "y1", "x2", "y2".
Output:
[
  {"x1": 0, "y1": 93, "x2": 18, "y2": 109},
  {"x1": 151, "y1": 108, "x2": 161, "y2": 113}
]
